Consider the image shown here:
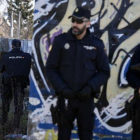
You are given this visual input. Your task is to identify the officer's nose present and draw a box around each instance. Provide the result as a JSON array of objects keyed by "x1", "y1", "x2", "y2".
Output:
[{"x1": 72, "y1": 22, "x2": 78, "y2": 26}]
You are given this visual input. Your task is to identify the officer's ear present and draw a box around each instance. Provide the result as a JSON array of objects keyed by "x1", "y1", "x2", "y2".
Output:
[{"x1": 86, "y1": 21, "x2": 90, "y2": 28}]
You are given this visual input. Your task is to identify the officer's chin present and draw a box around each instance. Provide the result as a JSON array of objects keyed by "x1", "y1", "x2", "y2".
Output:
[{"x1": 72, "y1": 30, "x2": 80, "y2": 35}]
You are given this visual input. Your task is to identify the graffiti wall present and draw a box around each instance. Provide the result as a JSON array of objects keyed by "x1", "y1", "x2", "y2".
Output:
[{"x1": 29, "y1": 0, "x2": 140, "y2": 139}]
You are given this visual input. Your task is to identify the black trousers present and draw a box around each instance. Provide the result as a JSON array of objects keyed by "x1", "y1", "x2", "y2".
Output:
[
  {"x1": 1, "y1": 84, "x2": 12, "y2": 123},
  {"x1": 57, "y1": 97, "x2": 94, "y2": 140},
  {"x1": 1, "y1": 83, "x2": 25, "y2": 128},
  {"x1": 132, "y1": 98, "x2": 140, "y2": 140}
]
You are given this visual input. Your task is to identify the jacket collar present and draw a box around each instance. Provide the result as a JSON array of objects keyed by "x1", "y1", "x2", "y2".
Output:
[{"x1": 11, "y1": 48, "x2": 22, "y2": 52}]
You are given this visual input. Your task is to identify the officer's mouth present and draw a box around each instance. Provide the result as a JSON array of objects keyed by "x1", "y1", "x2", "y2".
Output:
[{"x1": 72, "y1": 27, "x2": 79, "y2": 32}]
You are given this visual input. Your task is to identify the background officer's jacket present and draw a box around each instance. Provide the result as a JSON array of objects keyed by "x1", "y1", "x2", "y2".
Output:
[
  {"x1": 46, "y1": 29, "x2": 110, "y2": 93},
  {"x1": 0, "y1": 48, "x2": 31, "y2": 85},
  {"x1": 126, "y1": 45, "x2": 140, "y2": 89}
]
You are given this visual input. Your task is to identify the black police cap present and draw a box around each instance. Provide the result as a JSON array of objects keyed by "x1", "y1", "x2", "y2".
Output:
[
  {"x1": 12, "y1": 39, "x2": 21, "y2": 48},
  {"x1": 68, "y1": 7, "x2": 91, "y2": 20}
]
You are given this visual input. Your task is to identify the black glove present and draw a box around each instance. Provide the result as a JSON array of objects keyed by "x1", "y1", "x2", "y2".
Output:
[
  {"x1": 61, "y1": 88, "x2": 75, "y2": 99},
  {"x1": 78, "y1": 85, "x2": 93, "y2": 101}
]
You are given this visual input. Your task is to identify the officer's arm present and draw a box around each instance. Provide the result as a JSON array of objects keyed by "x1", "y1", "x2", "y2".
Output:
[
  {"x1": 27, "y1": 54, "x2": 32, "y2": 85},
  {"x1": 46, "y1": 37, "x2": 67, "y2": 93},
  {"x1": 0, "y1": 56, "x2": 5, "y2": 73},
  {"x1": 126, "y1": 45, "x2": 140, "y2": 89},
  {"x1": 29, "y1": 54, "x2": 32, "y2": 70},
  {"x1": 88, "y1": 41, "x2": 110, "y2": 91}
]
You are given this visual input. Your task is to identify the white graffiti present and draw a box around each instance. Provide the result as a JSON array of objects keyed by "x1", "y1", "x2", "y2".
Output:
[
  {"x1": 29, "y1": 69, "x2": 57, "y2": 123},
  {"x1": 119, "y1": 55, "x2": 132, "y2": 87},
  {"x1": 34, "y1": 0, "x2": 68, "y2": 21},
  {"x1": 94, "y1": 92, "x2": 133, "y2": 133},
  {"x1": 29, "y1": 97, "x2": 41, "y2": 106},
  {"x1": 114, "y1": 34, "x2": 124, "y2": 39},
  {"x1": 32, "y1": 13, "x2": 56, "y2": 93},
  {"x1": 29, "y1": 95, "x2": 57, "y2": 123},
  {"x1": 56, "y1": 0, "x2": 68, "y2": 8},
  {"x1": 94, "y1": 108, "x2": 132, "y2": 133},
  {"x1": 34, "y1": 1, "x2": 55, "y2": 21}
]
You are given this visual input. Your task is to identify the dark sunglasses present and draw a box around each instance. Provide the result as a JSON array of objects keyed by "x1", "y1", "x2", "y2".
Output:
[{"x1": 71, "y1": 18, "x2": 87, "y2": 24}]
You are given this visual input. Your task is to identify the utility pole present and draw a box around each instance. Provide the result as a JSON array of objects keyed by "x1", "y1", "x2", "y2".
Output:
[
  {"x1": 11, "y1": 11, "x2": 13, "y2": 38},
  {"x1": 18, "y1": 11, "x2": 21, "y2": 39}
]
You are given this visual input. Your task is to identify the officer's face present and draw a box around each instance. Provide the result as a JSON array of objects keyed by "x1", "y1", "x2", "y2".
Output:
[{"x1": 71, "y1": 17, "x2": 90, "y2": 36}]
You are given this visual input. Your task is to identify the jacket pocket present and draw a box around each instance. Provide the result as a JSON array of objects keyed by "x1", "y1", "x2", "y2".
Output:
[
  {"x1": 84, "y1": 61, "x2": 96, "y2": 71},
  {"x1": 83, "y1": 48, "x2": 97, "y2": 61}
]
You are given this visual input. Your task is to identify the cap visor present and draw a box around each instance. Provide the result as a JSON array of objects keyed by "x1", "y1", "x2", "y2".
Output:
[{"x1": 68, "y1": 15, "x2": 84, "y2": 19}]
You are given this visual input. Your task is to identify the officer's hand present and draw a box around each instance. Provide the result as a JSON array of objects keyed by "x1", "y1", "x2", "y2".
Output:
[
  {"x1": 79, "y1": 85, "x2": 93, "y2": 101},
  {"x1": 61, "y1": 88, "x2": 75, "y2": 99},
  {"x1": 139, "y1": 88, "x2": 140, "y2": 94}
]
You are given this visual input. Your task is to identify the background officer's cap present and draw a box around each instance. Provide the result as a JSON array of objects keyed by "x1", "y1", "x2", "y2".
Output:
[
  {"x1": 68, "y1": 7, "x2": 91, "y2": 20},
  {"x1": 12, "y1": 39, "x2": 21, "y2": 48}
]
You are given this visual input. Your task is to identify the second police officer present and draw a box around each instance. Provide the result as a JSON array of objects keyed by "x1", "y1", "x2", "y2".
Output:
[{"x1": 0, "y1": 39, "x2": 31, "y2": 132}]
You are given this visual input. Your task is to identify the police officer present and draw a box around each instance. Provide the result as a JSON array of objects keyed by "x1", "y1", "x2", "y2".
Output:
[
  {"x1": 0, "y1": 39, "x2": 31, "y2": 130},
  {"x1": 126, "y1": 45, "x2": 140, "y2": 140},
  {"x1": 46, "y1": 7, "x2": 110, "y2": 140}
]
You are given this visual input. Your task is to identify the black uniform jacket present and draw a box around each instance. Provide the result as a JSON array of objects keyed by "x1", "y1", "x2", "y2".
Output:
[
  {"x1": 46, "y1": 29, "x2": 110, "y2": 93},
  {"x1": 0, "y1": 48, "x2": 31, "y2": 85},
  {"x1": 126, "y1": 45, "x2": 140, "y2": 89}
]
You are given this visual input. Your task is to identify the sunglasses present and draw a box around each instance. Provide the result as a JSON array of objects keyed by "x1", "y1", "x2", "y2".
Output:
[{"x1": 71, "y1": 18, "x2": 88, "y2": 24}]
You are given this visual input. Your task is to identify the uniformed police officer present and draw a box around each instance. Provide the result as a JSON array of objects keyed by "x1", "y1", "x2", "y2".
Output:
[
  {"x1": 46, "y1": 7, "x2": 110, "y2": 140},
  {"x1": 0, "y1": 39, "x2": 31, "y2": 130},
  {"x1": 126, "y1": 45, "x2": 140, "y2": 140}
]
